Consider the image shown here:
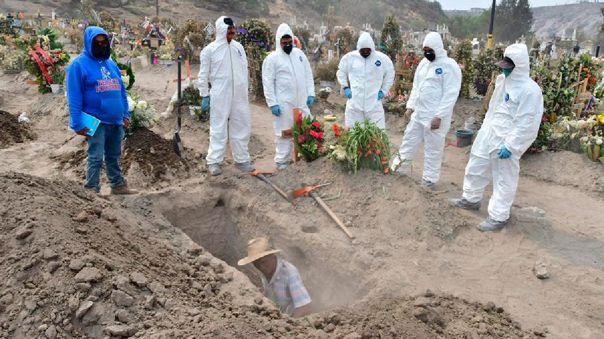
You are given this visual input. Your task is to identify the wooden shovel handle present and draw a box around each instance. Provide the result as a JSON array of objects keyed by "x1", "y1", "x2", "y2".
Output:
[{"x1": 310, "y1": 192, "x2": 355, "y2": 239}]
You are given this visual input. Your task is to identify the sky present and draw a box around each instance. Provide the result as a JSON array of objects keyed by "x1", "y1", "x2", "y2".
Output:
[{"x1": 436, "y1": 0, "x2": 583, "y2": 10}]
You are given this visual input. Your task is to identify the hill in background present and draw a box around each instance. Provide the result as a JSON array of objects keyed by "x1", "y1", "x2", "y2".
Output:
[
  {"x1": 531, "y1": 2, "x2": 603, "y2": 41},
  {"x1": 1, "y1": 0, "x2": 446, "y2": 31}
]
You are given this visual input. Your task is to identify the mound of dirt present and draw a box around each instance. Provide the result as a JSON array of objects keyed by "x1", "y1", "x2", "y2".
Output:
[
  {"x1": 521, "y1": 150, "x2": 604, "y2": 195},
  {"x1": 122, "y1": 127, "x2": 189, "y2": 179},
  {"x1": 0, "y1": 171, "x2": 537, "y2": 338},
  {"x1": 313, "y1": 292, "x2": 534, "y2": 338},
  {"x1": 0, "y1": 110, "x2": 35, "y2": 148},
  {"x1": 310, "y1": 96, "x2": 344, "y2": 116},
  {"x1": 0, "y1": 172, "x2": 313, "y2": 338}
]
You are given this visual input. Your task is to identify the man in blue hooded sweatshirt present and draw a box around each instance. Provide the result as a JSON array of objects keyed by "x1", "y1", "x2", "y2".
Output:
[{"x1": 66, "y1": 26, "x2": 136, "y2": 194}]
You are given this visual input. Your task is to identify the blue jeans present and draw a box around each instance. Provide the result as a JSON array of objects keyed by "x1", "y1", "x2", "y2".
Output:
[{"x1": 84, "y1": 123, "x2": 125, "y2": 191}]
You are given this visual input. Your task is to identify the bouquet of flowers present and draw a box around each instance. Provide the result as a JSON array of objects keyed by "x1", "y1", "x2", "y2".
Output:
[
  {"x1": 293, "y1": 110, "x2": 324, "y2": 162},
  {"x1": 127, "y1": 93, "x2": 157, "y2": 135},
  {"x1": 327, "y1": 120, "x2": 391, "y2": 174}
]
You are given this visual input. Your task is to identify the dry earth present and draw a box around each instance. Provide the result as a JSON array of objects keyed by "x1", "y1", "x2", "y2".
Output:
[{"x1": 0, "y1": 65, "x2": 602, "y2": 339}]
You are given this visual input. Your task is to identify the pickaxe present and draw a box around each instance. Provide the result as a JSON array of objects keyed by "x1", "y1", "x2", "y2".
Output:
[
  {"x1": 290, "y1": 184, "x2": 355, "y2": 240},
  {"x1": 251, "y1": 169, "x2": 292, "y2": 204}
]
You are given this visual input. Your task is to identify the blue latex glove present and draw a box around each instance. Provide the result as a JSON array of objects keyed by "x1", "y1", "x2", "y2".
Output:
[
  {"x1": 344, "y1": 87, "x2": 352, "y2": 99},
  {"x1": 498, "y1": 145, "x2": 512, "y2": 159},
  {"x1": 270, "y1": 105, "x2": 281, "y2": 117},
  {"x1": 201, "y1": 96, "x2": 210, "y2": 112},
  {"x1": 306, "y1": 96, "x2": 315, "y2": 107},
  {"x1": 377, "y1": 90, "x2": 384, "y2": 100}
]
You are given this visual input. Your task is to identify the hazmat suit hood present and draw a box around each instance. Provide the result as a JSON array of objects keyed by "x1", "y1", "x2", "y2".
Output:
[
  {"x1": 503, "y1": 43, "x2": 530, "y2": 80},
  {"x1": 83, "y1": 26, "x2": 109, "y2": 60},
  {"x1": 275, "y1": 23, "x2": 294, "y2": 54},
  {"x1": 215, "y1": 16, "x2": 230, "y2": 45},
  {"x1": 356, "y1": 32, "x2": 375, "y2": 51},
  {"x1": 422, "y1": 32, "x2": 446, "y2": 60}
]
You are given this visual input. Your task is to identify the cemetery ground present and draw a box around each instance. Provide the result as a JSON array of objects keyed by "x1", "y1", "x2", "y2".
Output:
[{"x1": 0, "y1": 66, "x2": 603, "y2": 338}]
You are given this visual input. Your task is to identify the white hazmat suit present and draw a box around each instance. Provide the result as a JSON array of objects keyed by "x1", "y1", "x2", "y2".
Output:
[
  {"x1": 391, "y1": 32, "x2": 462, "y2": 184},
  {"x1": 198, "y1": 16, "x2": 251, "y2": 166},
  {"x1": 262, "y1": 23, "x2": 315, "y2": 164},
  {"x1": 462, "y1": 43, "x2": 543, "y2": 222},
  {"x1": 336, "y1": 32, "x2": 395, "y2": 129}
]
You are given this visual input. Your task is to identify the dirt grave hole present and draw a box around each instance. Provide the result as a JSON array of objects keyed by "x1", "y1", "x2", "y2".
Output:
[{"x1": 156, "y1": 189, "x2": 367, "y2": 312}]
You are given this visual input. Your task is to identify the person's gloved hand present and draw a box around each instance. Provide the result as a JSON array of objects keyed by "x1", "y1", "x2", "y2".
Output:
[
  {"x1": 201, "y1": 96, "x2": 210, "y2": 112},
  {"x1": 270, "y1": 105, "x2": 281, "y2": 117},
  {"x1": 306, "y1": 96, "x2": 315, "y2": 107},
  {"x1": 343, "y1": 87, "x2": 352, "y2": 99},
  {"x1": 498, "y1": 145, "x2": 512, "y2": 159},
  {"x1": 377, "y1": 90, "x2": 384, "y2": 100}
]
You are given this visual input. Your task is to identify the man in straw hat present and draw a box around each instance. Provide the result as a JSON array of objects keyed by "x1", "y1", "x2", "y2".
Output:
[{"x1": 238, "y1": 237, "x2": 312, "y2": 317}]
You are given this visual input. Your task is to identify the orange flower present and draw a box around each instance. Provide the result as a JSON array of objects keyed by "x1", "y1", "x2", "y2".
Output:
[{"x1": 332, "y1": 123, "x2": 342, "y2": 138}]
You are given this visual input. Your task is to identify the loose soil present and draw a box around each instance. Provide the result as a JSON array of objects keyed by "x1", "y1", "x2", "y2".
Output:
[
  {"x1": 0, "y1": 172, "x2": 537, "y2": 338},
  {"x1": 121, "y1": 127, "x2": 202, "y2": 185},
  {"x1": 0, "y1": 67, "x2": 602, "y2": 338},
  {"x1": 0, "y1": 110, "x2": 35, "y2": 148}
]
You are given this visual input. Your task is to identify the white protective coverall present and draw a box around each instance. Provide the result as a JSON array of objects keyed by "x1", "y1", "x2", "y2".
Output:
[
  {"x1": 336, "y1": 32, "x2": 395, "y2": 129},
  {"x1": 198, "y1": 16, "x2": 251, "y2": 165},
  {"x1": 392, "y1": 32, "x2": 462, "y2": 183},
  {"x1": 462, "y1": 43, "x2": 543, "y2": 222},
  {"x1": 262, "y1": 23, "x2": 315, "y2": 164}
]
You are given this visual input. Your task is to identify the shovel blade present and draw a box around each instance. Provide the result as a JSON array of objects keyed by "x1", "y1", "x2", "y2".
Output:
[{"x1": 172, "y1": 132, "x2": 183, "y2": 157}]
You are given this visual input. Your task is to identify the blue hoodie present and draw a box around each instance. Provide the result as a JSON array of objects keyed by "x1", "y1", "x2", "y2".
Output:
[{"x1": 66, "y1": 26, "x2": 129, "y2": 132}]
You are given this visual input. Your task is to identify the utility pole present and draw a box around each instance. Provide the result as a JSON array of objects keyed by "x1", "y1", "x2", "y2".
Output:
[
  {"x1": 486, "y1": 0, "x2": 496, "y2": 49},
  {"x1": 155, "y1": 0, "x2": 159, "y2": 17}
]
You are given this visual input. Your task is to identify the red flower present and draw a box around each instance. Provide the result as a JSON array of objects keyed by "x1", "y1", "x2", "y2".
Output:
[
  {"x1": 309, "y1": 130, "x2": 320, "y2": 139},
  {"x1": 312, "y1": 121, "x2": 321, "y2": 129},
  {"x1": 297, "y1": 135, "x2": 306, "y2": 144},
  {"x1": 295, "y1": 111, "x2": 303, "y2": 127},
  {"x1": 317, "y1": 132, "x2": 324, "y2": 140}
]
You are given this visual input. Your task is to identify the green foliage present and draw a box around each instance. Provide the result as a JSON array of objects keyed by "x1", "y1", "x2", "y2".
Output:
[
  {"x1": 293, "y1": 26, "x2": 311, "y2": 51},
  {"x1": 472, "y1": 47, "x2": 503, "y2": 95},
  {"x1": 454, "y1": 40, "x2": 474, "y2": 98},
  {"x1": 37, "y1": 28, "x2": 63, "y2": 50},
  {"x1": 314, "y1": 59, "x2": 339, "y2": 82},
  {"x1": 182, "y1": 85, "x2": 201, "y2": 106},
  {"x1": 448, "y1": 11, "x2": 490, "y2": 39},
  {"x1": 379, "y1": 16, "x2": 402, "y2": 62},
  {"x1": 237, "y1": 19, "x2": 272, "y2": 101},
  {"x1": 529, "y1": 54, "x2": 601, "y2": 151},
  {"x1": 329, "y1": 120, "x2": 391, "y2": 173},
  {"x1": 334, "y1": 27, "x2": 357, "y2": 55},
  {"x1": 111, "y1": 50, "x2": 135, "y2": 90},
  {"x1": 448, "y1": 0, "x2": 533, "y2": 43},
  {"x1": 494, "y1": 0, "x2": 533, "y2": 43}
]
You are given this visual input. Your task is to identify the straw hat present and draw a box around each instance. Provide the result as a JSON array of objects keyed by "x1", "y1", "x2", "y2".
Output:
[{"x1": 237, "y1": 237, "x2": 280, "y2": 266}]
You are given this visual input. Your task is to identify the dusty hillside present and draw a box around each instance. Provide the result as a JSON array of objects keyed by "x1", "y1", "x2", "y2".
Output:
[
  {"x1": 1, "y1": 0, "x2": 446, "y2": 30},
  {"x1": 532, "y1": 2, "x2": 604, "y2": 40}
]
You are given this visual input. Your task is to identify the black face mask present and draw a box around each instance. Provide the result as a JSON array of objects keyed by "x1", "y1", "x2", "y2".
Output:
[
  {"x1": 360, "y1": 50, "x2": 371, "y2": 58},
  {"x1": 424, "y1": 50, "x2": 436, "y2": 62},
  {"x1": 92, "y1": 44, "x2": 111, "y2": 60},
  {"x1": 283, "y1": 44, "x2": 293, "y2": 55}
]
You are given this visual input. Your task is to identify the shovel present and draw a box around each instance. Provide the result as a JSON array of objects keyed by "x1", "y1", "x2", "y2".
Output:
[
  {"x1": 290, "y1": 184, "x2": 355, "y2": 240},
  {"x1": 251, "y1": 169, "x2": 293, "y2": 204},
  {"x1": 172, "y1": 56, "x2": 183, "y2": 156}
]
